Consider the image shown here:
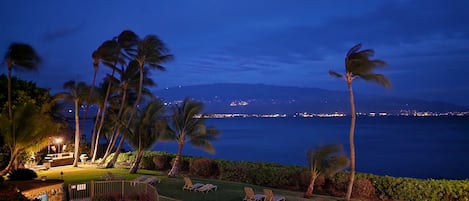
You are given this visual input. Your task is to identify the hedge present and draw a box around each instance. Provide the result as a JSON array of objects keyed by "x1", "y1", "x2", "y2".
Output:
[{"x1": 116, "y1": 151, "x2": 469, "y2": 201}]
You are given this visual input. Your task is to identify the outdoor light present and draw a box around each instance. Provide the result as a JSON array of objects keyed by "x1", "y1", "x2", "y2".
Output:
[{"x1": 55, "y1": 137, "x2": 63, "y2": 153}]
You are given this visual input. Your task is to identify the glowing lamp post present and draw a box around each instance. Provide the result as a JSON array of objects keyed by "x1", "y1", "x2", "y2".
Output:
[{"x1": 55, "y1": 138, "x2": 63, "y2": 153}]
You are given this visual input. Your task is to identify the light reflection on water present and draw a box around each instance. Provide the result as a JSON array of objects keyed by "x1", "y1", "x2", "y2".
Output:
[{"x1": 79, "y1": 116, "x2": 469, "y2": 179}]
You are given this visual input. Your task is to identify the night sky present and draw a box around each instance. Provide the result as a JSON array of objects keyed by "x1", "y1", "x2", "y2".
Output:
[{"x1": 1, "y1": 0, "x2": 468, "y2": 106}]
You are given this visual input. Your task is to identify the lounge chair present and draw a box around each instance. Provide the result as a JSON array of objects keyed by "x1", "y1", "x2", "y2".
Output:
[
  {"x1": 263, "y1": 189, "x2": 286, "y2": 201},
  {"x1": 143, "y1": 176, "x2": 161, "y2": 184},
  {"x1": 195, "y1": 184, "x2": 218, "y2": 194},
  {"x1": 243, "y1": 187, "x2": 265, "y2": 201},
  {"x1": 133, "y1": 175, "x2": 149, "y2": 182},
  {"x1": 182, "y1": 177, "x2": 204, "y2": 191},
  {"x1": 102, "y1": 172, "x2": 125, "y2": 181}
]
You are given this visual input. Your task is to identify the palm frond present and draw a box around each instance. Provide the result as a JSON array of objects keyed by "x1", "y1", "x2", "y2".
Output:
[
  {"x1": 4, "y1": 43, "x2": 41, "y2": 69},
  {"x1": 346, "y1": 43, "x2": 362, "y2": 57},
  {"x1": 188, "y1": 139, "x2": 215, "y2": 154},
  {"x1": 328, "y1": 70, "x2": 343, "y2": 78},
  {"x1": 168, "y1": 98, "x2": 219, "y2": 154},
  {"x1": 307, "y1": 144, "x2": 348, "y2": 178},
  {"x1": 117, "y1": 30, "x2": 140, "y2": 49},
  {"x1": 357, "y1": 74, "x2": 392, "y2": 88}
]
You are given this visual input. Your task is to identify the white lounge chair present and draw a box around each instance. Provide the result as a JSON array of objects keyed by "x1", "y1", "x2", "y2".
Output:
[
  {"x1": 182, "y1": 177, "x2": 204, "y2": 191},
  {"x1": 263, "y1": 189, "x2": 286, "y2": 201},
  {"x1": 243, "y1": 187, "x2": 265, "y2": 201},
  {"x1": 143, "y1": 176, "x2": 161, "y2": 184},
  {"x1": 133, "y1": 175, "x2": 149, "y2": 182},
  {"x1": 195, "y1": 183, "x2": 218, "y2": 193},
  {"x1": 102, "y1": 172, "x2": 125, "y2": 181}
]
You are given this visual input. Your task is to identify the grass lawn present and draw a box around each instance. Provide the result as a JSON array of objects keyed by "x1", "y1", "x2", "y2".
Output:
[{"x1": 37, "y1": 165, "x2": 343, "y2": 201}]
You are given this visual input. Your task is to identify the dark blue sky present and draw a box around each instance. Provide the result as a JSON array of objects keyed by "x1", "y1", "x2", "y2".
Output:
[{"x1": 2, "y1": 0, "x2": 469, "y2": 106}]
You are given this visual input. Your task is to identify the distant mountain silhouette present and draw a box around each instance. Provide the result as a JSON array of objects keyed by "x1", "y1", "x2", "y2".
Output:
[{"x1": 154, "y1": 83, "x2": 469, "y2": 114}]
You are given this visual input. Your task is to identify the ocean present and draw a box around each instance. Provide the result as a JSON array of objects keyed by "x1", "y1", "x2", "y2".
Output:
[{"x1": 82, "y1": 116, "x2": 469, "y2": 180}]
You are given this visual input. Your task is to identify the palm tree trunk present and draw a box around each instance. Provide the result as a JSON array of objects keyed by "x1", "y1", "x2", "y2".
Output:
[
  {"x1": 129, "y1": 131, "x2": 142, "y2": 174},
  {"x1": 73, "y1": 99, "x2": 80, "y2": 167},
  {"x1": 88, "y1": 69, "x2": 99, "y2": 161},
  {"x1": 0, "y1": 149, "x2": 18, "y2": 175},
  {"x1": 7, "y1": 66, "x2": 16, "y2": 163},
  {"x1": 129, "y1": 149, "x2": 144, "y2": 174},
  {"x1": 116, "y1": 85, "x2": 128, "y2": 125},
  {"x1": 90, "y1": 106, "x2": 102, "y2": 162},
  {"x1": 106, "y1": 135, "x2": 125, "y2": 168},
  {"x1": 304, "y1": 175, "x2": 318, "y2": 198},
  {"x1": 7, "y1": 65, "x2": 13, "y2": 121},
  {"x1": 109, "y1": 68, "x2": 141, "y2": 169},
  {"x1": 106, "y1": 84, "x2": 128, "y2": 156},
  {"x1": 168, "y1": 142, "x2": 184, "y2": 177},
  {"x1": 100, "y1": 84, "x2": 128, "y2": 165},
  {"x1": 96, "y1": 70, "x2": 115, "y2": 165},
  {"x1": 99, "y1": 132, "x2": 118, "y2": 165},
  {"x1": 345, "y1": 79, "x2": 356, "y2": 201}
]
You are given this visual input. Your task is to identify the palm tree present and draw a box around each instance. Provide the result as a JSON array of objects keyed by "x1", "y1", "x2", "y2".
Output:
[
  {"x1": 89, "y1": 83, "x2": 106, "y2": 163},
  {"x1": 329, "y1": 43, "x2": 390, "y2": 201},
  {"x1": 3, "y1": 43, "x2": 41, "y2": 121},
  {"x1": 0, "y1": 103, "x2": 61, "y2": 175},
  {"x1": 3, "y1": 43, "x2": 41, "y2": 161},
  {"x1": 89, "y1": 39, "x2": 124, "y2": 162},
  {"x1": 101, "y1": 63, "x2": 156, "y2": 168},
  {"x1": 304, "y1": 144, "x2": 348, "y2": 198},
  {"x1": 133, "y1": 35, "x2": 173, "y2": 114},
  {"x1": 54, "y1": 81, "x2": 91, "y2": 167},
  {"x1": 96, "y1": 31, "x2": 139, "y2": 166},
  {"x1": 127, "y1": 99, "x2": 171, "y2": 174},
  {"x1": 167, "y1": 98, "x2": 220, "y2": 177},
  {"x1": 104, "y1": 72, "x2": 157, "y2": 169}
]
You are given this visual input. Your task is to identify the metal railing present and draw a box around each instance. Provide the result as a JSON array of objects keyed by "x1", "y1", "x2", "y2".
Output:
[{"x1": 69, "y1": 180, "x2": 158, "y2": 201}]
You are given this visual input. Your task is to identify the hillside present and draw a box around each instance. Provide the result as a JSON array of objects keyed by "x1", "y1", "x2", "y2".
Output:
[{"x1": 154, "y1": 83, "x2": 468, "y2": 114}]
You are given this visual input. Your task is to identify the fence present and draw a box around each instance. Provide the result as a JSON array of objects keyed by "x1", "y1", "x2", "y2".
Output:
[{"x1": 68, "y1": 180, "x2": 159, "y2": 201}]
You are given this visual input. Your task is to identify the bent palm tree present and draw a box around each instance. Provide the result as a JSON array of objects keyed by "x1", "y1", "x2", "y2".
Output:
[
  {"x1": 127, "y1": 99, "x2": 171, "y2": 174},
  {"x1": 97, "y1": 31, "x2": 139, "y2": 166},
  {"x1": 167, "y1": 98, "x2": 220, "y2": 177},
  {"x1": 329, "y1": 43, "x2": 390, "y2": 201},
  {"x1": 54, "y1": 81, "x2": 91, "y2": 167},
  {"x1": 3, "y1": 43, "x2": 41, "y2": 121},
  {"x1": 89, "y1": 84, "x2": 106, "y2": 162},
  {"x1": 3, "y1": 43, "x2": 41, "y2": 162},
  {"x1": 0, "y1": 103, "x2": 61, "y2": 175},
  {"x1": 104, "y1": 64, "x2": 157, "y2": 168},
  {"x1": 134, "y1": 34, "x2": 173, "y2": 112},
  {"x1": 88, "y1": 40, "x2": 122, "y2": 158},
  {"x1": 304, "y1": 144, "x2": 348, "y2": 198}
]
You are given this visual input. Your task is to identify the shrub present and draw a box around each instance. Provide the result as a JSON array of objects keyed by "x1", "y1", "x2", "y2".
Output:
[
  {"x1": 92, "y1": 194, "x2": 117, "y2": 201},
  {"x1": 298, "y1": 171, "x2": 327, "y2": 193},
  {"x1": 117, "y1": 152, "x2": 136, "y2": 163},
  {"x1": 153, "y1": 154, "x2": 172, "y2": 170},
  {"x1": 190, "y1": 158, "x2": 218, "y2": 177},
  {"x1": 127, "y1": 192, "x2": 153, "y2": 201},
  {"x1": 0, "y1": 183, "x2": 39, "y2": 201},
  {"x1": 95, "y1": 151, "x2": 469, "y2": 201},
  {"x1": 170, "y1": 157, "x2": 191, "y2": 173},
  {"x1": 366, "y1": 175, "x2": 469, "y2": 201},
  {"x1": 218, "y1": 161, "x2": 251, "y2": 182},
  {"x1": 352, "y1": 178, "x2": 376, "y2": 199},
  {"x1": 8, "y1": 168, "x2": 37, "y2": 181}
]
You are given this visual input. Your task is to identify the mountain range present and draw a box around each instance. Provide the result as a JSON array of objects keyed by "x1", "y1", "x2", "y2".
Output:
[{"x1": 153, "y1": 83, "x2": 469, "y2": 114}]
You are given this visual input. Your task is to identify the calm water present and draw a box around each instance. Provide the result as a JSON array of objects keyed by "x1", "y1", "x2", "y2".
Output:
[
  {"x1": 81, "y1": 116, "x2": 469, "y2": 179},
  {"x1": 152, "y1": 116, "x2": 469, "y2": 180}
]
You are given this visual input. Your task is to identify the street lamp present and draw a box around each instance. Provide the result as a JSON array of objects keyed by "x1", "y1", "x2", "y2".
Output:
[
  {"x1": 47, "y1": 137, "x2": 52, "y2": 154},
  {"x1": 54, "y1": 138, "x2": 63, "y2": 153}
]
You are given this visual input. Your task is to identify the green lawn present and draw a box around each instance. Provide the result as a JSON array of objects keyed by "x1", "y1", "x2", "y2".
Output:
[{"x1": 37, "y1": 165, "x2": 343, "y2": 201}]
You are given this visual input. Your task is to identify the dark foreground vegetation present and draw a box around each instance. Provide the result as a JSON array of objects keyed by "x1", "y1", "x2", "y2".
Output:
[{"x1": 100, "y1": 151, "x2": 469, "y2": 201}]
